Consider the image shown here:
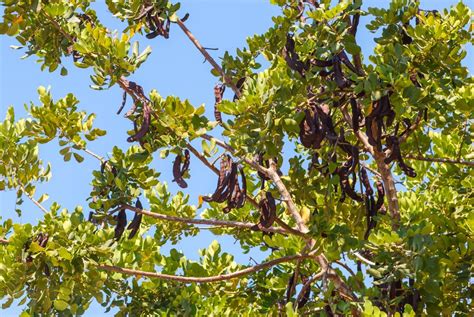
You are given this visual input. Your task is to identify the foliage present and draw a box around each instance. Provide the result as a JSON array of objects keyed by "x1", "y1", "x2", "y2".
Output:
[{"x1": 0, "y1": 0, "x2": 473, "y2": 316}]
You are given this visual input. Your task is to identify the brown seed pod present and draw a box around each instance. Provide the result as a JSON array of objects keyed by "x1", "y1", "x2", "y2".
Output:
[
  {"x1": 350, "y1": 98, "x2": 363, "y2": 132},
  {"x1": 128, "y1": 198, "x2": 143, "y2": 239},
  {"x1": 127, "y1": 104, "x2": 151, "y2": 143},
  {"x1": 384, "y1": 135, "x2": 416, "y2": 177},
  {"x1": 214, "y1": 84, "x2": 225, "y2": 124},
  {"x1": 172, "y1": 150, "x2": 190, "y2": 188},
  {"x1": 360, "y1": 167, "x2": 373, "y2": 196},
  {"x1": 283, "y1": 34, "x2": 309, "y2": 76},
  {"x1": 258, "y1": 191, "x2": 277, "y2": 228},
  {"x1": 114, "y1": 209, "x2": 127, "y2": 241},
  {"x1": 203, "y1": 155, "x2": 232, "y2": 203},
  {"x1": 375, "y1": 181, "x2": 385, "y2": 211}
]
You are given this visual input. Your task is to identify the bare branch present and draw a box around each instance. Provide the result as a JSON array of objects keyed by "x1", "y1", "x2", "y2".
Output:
[
  {"x1": 0, "y1": 237, "x2": 9, "y2": 245},
  {"x1": 333, "y1": 260, "x2": 357, "y2": 278},
  {"x1": 98, "y1": 253, "x2": 313, "y2": 283},
  {"x1": 123, "y1": 204, "x2": 291, "y2": 236},
  {"x1": 175, "y1": 19, "x2": 241, "y2": 97},
  {"x1": 405, "y1": 155, "x2": 474, "y2": 167},
  {"x1": 352, "y1": 251, "x2": 375, "y2": 266},
  {"x1": 19, "y1": 185, "x2": 48, "y2": 214}
]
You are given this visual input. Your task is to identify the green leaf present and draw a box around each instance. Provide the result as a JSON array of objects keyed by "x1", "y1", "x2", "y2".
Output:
[
  {"x1": 53, "y1": 299, "x2": 68, "y2": 311},
  {"x1": 58, "y1": 247, "x2": 73, "y2": 261},
  {"x1": 73, "y1": 153, "x2": 84, "y2": 163}
]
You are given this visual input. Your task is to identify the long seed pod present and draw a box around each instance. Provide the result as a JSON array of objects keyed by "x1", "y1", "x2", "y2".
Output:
[
  {"x1": 286, "y1": 272, "x2": 297, "y2": 302},
  {"x1": 172, "y1": 150, "x2": 190, "y2": 188},
  {"x1": 233, "y1": 77, "x2": 246, "y2": 101},
  {"x1": 128, "y1": 198, "x2": 144, "y2": 239},
  {"x1": 259, "y1": 191, "x2": 277, "y2": 228},
  {"x1": 127, "y1": 104, "x2": 151, "y2": 143},
  {"x1": 338, "y1": 50, "x2": 359, "y2": 75},
  {"x1": 117, "y1": 91, "x2": 127, "y2": 115},
  {"x1": 350, "y1": 98, "x2": 362, "y2": 132},
  {"x1": 296, "y1": 277, "x2": 311, "y2": 309},
  {"x1": 203, "y1": 156, "x2": 231, "y2": 202},
  {"x1": 360, "y1": 167, "x2": 373, "y2": 196},
  {"x1": 114, "y1": 209, "x2": 127, "y2": 241},
  {"x1": 214, "y1": 84, "x2": 225, "y2": 124},
  {"x1": 375, "y1": 181, "x2": 385, "y2": 211},
  {"x1": 333, "y1": 57, "x2": 348, "y2": 88}
]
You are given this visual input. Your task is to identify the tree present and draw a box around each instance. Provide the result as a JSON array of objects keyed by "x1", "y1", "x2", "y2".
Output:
[{"x1": 0, "y1": 0, "x2": 472, "y2": 315}]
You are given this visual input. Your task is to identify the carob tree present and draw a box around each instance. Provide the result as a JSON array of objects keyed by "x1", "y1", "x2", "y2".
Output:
[{"x1": 0, "y1": 0, "x2": 472, "y2": 316}]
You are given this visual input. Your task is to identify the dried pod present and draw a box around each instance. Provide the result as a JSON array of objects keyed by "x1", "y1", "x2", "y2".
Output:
[
  {"x1": 214, "y1": 84, "x2": 225, "y2": 124},
  {"x1": 117, "y1": 91, "x2": 128, "y2": 115},
  {"x1": 127, "y1": 104, "x2": 151, "y2": 143},
  {"x1": 258, "y1": 191, "x2": 277, "y2": 228},
  {"x1": 172, "y1": 149, "x2": 190, "y2": 188},
  {"x1": 375, "y1": 181, "x2": 385, "y2": 211},
  {"x1": 114, "y1": 209, "x2": 127, "y2": 241},
  {"x1": 360, "y1": 167, "x2": 373, "y2": 196},
  {"x1": 127, "y1": 198, "x2": 143, "y2": 239}
]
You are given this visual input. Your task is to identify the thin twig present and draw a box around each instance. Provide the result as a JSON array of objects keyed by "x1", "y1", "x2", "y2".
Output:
[
  {"x1": 405, "y1": 155, "x2": 474, "y2": 167},
  {"x1": 19, "y1": 185, "x2": 48, "y2": 214},
  {"x1": 333, "y1": 260, "x2": 357, "y2": 277},
  {"x1": 352, "y1": 251, "x2": 375, "y2": 266},
  {"x1": 98, "y1": 253, "x2": 313, "y2": 283},
  {"x1": 175, "y1": 19, "x2": 240, "y2": 97}
]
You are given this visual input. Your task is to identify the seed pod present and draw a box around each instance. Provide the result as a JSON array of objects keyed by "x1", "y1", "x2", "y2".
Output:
[
  {"x1": 384, "y1": 135, "x2": 416, "y2": 177},
  {"x1": 127, "y1": 105, "x2": 151, "y2": 143},
  {"x1": 258, "y1": 191, "x2": 277, "y2": 228},
  {"x1": 233, "y1": 77, "x2": 246, "y2": 101},
  {"x1": 203, "y1": 156, "x2": 232, "y2": 203},
  {"x1": 127, "y1": 198, "x2": 143, "y2": 239},
  {"x1": 333, "y1": 57, "x2": 348, "y2": 89},
  {"x1": 286, "y1": 272, "x2": 297, "y2": 302},
  {"x1": 360, "y1": 167, "x2": 373, "y2": 196},
  {"x1": 296, "y1": 276, "x2": 311, "y2": 309},
  {"x1": 350, "y1": 98, "x2": 362, "y2": 132},
  {"x1": 117, "y1": 91, "x2": 128, "y2": 115},
  {"x1": 338, "y1": 50, "x2": 359, "y2": 75},
  {"x1": 375, "y1": 181, "x2": 385, "y2": 211},
  {"x1": 214, "y1": 84, "x2": 225, "y2": 124},
  {"x1": 172, "y1": 150, "x2": 190, "y2": 188},
  {"x1": 114, "y1": 209, "x2": 127, "y2": 241}
]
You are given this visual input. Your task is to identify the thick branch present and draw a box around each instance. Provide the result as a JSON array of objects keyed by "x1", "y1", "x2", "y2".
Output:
[
  {"x1": 123, "y1": 204, "x2": 291, "y2": 236},
  {"x1": 405, "y1": 155, "x2": 474, "y2": 167},
  {"x1": 175, "y1": 19, "x2": 241, "y2": 97},
  {"x1": 341, "y1": 106, "x2": 400, "y2": 228},
  {"x1": 98, "y1": 253, "x2": 312, "y2": 283},
  {"x1": 0, "y1": 238, "x2": 9, "y2": 245}
]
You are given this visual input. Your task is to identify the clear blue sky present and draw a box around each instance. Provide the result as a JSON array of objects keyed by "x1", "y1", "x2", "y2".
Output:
[{"x1": 1, "y1": 0, "x2": 472, "y2": 315}]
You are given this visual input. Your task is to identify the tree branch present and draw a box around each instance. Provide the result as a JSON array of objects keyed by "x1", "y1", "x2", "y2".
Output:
[
  {"x1": 398, "y1": 110, "x2": 424, "y2": 144},
  {"x1": 341, "y1": 106, "x2": 400, "y2": 228},
  {"x1": 405, "y1": 155, "x2": 474, "y2": 167},
  {"x1": 98, "y1": 253, "x2": 312, "y2": 283},
  {"x1": 123, "y1": 203, "x2": 291, "y2": 236},
  {"x1": 175, "y1": 19, "x2": 241, "y2": 97},
  {"x1": 0, "y1": 238, "x2": 9, "y2": 245},
  {"x1": 19, "y1": 185, "x2": 48, "y2": 214}
]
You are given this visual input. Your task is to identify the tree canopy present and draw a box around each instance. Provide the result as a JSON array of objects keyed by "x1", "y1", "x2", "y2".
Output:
[{"x1": 0, "y1": 0, "x2": 473, "y2": 316}]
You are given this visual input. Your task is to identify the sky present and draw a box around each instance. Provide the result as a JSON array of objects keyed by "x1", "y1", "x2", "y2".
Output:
[{"x1": 0, "y1": 0, "x2": 472, "y2": 315}]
